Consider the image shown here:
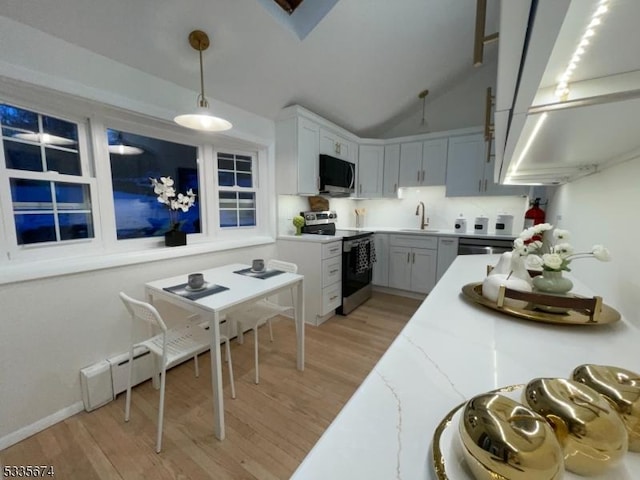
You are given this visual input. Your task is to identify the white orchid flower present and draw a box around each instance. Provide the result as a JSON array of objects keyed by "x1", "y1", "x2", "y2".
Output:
[
  {"x1": 592, "y1": 245, "x2": 611, "y2": 261},
  {"x1": 553, "y1": 228, "x2": 570, "y2": 240},
  {"x1": 554, "y1": 243, "x2": 574, "y2": 258}
]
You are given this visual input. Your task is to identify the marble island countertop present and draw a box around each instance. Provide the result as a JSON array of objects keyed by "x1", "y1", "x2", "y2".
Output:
[{"x1": 291, "y1": 254, "x2": 637, "y2": 480}]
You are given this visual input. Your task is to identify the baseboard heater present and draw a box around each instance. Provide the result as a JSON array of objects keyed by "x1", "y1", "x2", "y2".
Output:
[{"x1": 79, "y1": 346, "x2": 155, "y2": 412}]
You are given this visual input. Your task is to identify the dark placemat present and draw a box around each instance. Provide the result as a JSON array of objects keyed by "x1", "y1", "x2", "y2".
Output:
[
  {"x1": 233, "y1": 268, "x2": 285, "y2": 280},
  {"x1": 163, "y1": 282, "x2": 229, "y2": 300}
]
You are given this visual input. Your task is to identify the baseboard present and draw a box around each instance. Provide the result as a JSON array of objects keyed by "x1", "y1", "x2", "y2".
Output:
[{"x1": 0, "y1": 401, "x2": 84, "y2": 451}]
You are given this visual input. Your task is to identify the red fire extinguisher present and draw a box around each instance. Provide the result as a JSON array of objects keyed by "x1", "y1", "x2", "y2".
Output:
[{"x1": 524, "y1": 198, "x2": 545, "y2": 229}]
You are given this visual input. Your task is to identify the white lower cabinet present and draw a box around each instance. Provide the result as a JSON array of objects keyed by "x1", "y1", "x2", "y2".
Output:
[
  {"x1": 372, "y1": 233, "x2": 389, "y2": 287},
  {"x1": 277, "y1": 239, "x2": 343, "y2": 326},
  {"x1": 436, "y1": 237, "x2": 459, "y2": 282},
  {"x1": 388, "y1": 235, "x2": 437, "y2": 294}
]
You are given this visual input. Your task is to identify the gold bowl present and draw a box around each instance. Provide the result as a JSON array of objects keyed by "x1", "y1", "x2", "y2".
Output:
[
  {"x1": 523, "y1": 378, "x2": 628, "y2": 476},
  {"x1": 458, "y1": 393, "x2": 564, "y2": 480},
  {"x1": 572, "y1": 364, "x2": 640, "y2": 452}
]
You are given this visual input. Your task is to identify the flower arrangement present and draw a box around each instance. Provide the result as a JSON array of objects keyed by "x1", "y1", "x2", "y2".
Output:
[
  {"x1": 513, "y1": 223, "x2": 611, "y2": 272},
  {"x1": 149, "y1": 176, "x2": 196, "y2": 231}
]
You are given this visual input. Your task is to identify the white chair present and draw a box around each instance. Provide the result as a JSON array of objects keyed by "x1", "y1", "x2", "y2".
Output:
[
  {"x1": 119, "y1": 292, "x2": 235, "y2": 453},
  {"x1": 228, "y1": 259, "x2": 298, "y2": 384}
]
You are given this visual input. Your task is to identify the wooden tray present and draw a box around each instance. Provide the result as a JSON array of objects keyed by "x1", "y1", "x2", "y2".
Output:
[{"x1": 461, "y1": 282, "x2": 621, "y2": 326}]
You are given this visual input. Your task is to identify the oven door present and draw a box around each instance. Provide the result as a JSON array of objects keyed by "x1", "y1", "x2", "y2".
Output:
[{"x1": 338, "y1": 237, "x2": 374, "y2": 315}]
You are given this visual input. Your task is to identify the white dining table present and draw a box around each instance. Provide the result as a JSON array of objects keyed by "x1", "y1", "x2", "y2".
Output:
[{"x1": 144, "y1": 263, "x2": 305, "y2": 440}]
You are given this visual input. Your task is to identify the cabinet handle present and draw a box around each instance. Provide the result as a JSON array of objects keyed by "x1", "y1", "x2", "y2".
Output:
[
  {"x1": 478, "y1": 179, "x2": 482, "y2": 192},
  {"x1": 329, "y1": 295, "x2": 338, "y2": 301},
  {"x1": 359, "y1": 184, "x2": 362, "y2": 194},
  {"x1": 484, "y1": 179, "x2": 488, "y2": 191},
  {"x1": 416, "y1": 170, "x2": 420, "y2": 182},
  {"x1": 317, "y1": 176, "x2": 321, "y2": 190},
  {"x1": 329, "y1": 269, "x2": 339, "y2": 274},
  {"x1": 330, "y1": 248, "x2": 339, "y2": 253},
  {"x1": 421, "y1": 170, "x2": 425, "y2": 182},
  {"x1": 407, "y1": 252, "x2": 410, "y2": 263},
  {"x1": 412, "y1": 252, "x2": 416, "y2": 264},
  {"x1": 393, "y1": 183, "x2": 397, "y2": 193},
  {"x1": 441, "y1": 239, "x2": 454, "y2": 244}
]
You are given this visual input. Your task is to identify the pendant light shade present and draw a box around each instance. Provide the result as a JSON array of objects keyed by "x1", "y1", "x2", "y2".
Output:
[
  {"x1": 174, "y1": 30, "x2": 232, "y2": 132},
  {"x1": 108, "y1": 131, "x2": 144, "y2": 155}
]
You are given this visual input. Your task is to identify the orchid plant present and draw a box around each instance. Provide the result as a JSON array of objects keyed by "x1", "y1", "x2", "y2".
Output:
[
  {"x1": 149, "y1": 176, "x2": 196, "y2": 230},
  {"x1": 513, "y1": 223, "x2": 611, "y2": 272}
]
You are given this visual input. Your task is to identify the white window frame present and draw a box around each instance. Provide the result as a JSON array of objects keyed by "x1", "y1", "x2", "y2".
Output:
[{"x1": 215, "y1": 149, "x2": 260, "y2": 231}]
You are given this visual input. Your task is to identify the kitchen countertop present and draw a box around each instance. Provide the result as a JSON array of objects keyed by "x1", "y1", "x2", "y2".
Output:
[
  {"x1": 278, "y1": 228, "x2": 517, "y2": 243},
  {"x1": 291, "y1": 254, "x2": 637, "y2": 480}
]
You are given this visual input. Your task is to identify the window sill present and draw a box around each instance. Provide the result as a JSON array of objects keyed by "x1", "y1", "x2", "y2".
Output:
[{"x1": 0, "y1": 235, "x2": 275, "y2": 285}]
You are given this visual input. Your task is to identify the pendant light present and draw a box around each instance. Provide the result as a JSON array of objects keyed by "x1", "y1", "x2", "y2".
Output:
[
  {"x1": 174, "y1": 30, "x2": 232, "y2": 132},
  {"x1": 419, "y1": 89, "x2": 429, "y2": 127}
]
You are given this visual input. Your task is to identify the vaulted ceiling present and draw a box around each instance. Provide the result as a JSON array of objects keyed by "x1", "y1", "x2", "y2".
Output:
[{"x1": 0, "y1": 0, "x2": 499, "y2": 138}]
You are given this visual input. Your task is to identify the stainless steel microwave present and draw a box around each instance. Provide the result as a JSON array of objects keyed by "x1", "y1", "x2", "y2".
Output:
[{"x1": 319, "y1": 154, "x2": 355, "y2": 196}]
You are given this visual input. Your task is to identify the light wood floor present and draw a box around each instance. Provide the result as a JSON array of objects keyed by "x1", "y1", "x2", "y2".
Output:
[{"x1": 1, "y1": 292, "x2": 420, "y2": 479}]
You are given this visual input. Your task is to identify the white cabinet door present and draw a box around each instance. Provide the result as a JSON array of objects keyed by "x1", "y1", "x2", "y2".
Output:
[
  {"x1": 298, "y1": 117, "x2": 320, "y2": 195},
  {"x1": 388, "y1": 246, "x2": 412, "y2": 291},
  {"x1": 411, "y1": 248, "x2": 437, "y2": 294},
  {"x1": 320, "y1": 128, "x2": 353, "y2": 162},
  {"x1": 446, "y1": 134, "x2": 486, "y2": 196},
  {"x1": 357, "y1": 145, "x2": 384, "y2": 198},
  {"x1": 398, "y1": 141, "x2": 423, "y2": 187},
  {"x1": 372, "y1": 233, "x2": 389, "y2": 287},
  {"x1": 436, "y1": 237, "x2": 459, "y2": 282},
  {"x1": 383, "y1": 144, "x2": 400, "y2": 197},
  {"x1": 422, "y1": 137, "x2": 448, "y2": 186}
]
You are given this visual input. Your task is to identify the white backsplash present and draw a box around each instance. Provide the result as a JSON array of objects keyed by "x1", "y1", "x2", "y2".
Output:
[{"x1": 278, "y1": 187, "x2": 529, "y2": 236}]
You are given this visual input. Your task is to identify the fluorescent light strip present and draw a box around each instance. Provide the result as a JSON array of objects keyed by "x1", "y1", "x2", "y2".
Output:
[
  {"x1": 554, "y1": 0, "x2": 610, "y2": 99},
  {"x1": 505, "y1": 113, "x2": 548, "y2": 183}
]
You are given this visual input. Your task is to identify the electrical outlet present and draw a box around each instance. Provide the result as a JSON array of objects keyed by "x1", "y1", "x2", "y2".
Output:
[{"x1": 555, "y1": 214, "x2": 563, "y2": 225}]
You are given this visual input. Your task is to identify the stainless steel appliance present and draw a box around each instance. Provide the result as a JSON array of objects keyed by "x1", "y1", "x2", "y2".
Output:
[
  {"x1": 457, "y1": 237, "x2": 514, "y2": 255},
  {"x1": 300, "y1": 210, "x2": 375, "y2": 315},
  {"x1": 319, "y1": 154, "x2": 355, "y2": 197}
]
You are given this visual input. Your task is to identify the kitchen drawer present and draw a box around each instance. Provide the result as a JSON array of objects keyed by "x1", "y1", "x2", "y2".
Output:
[
  {"x1": 322, "y1": 256, "x2": 342, "y2": 288},
  {"x1": 321, "y1": 282, "x2": 342, "y2": 315},
  {"x1": 322, "y1": 241, "x2": 342, "y2": 259},
  {"x1": 389, "y1": 234, "x2": 437, "y2": 250}
]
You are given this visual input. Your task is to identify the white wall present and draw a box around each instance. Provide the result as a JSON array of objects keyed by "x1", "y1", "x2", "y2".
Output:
[
  {"x1": 278, "y1": 188, "x2": 529, "y2": 235},
  {"x1": 546, "y1": 156, "x2": 640, "y2": 327},
  {"x1": 0, "y1": 243, "x2": 277, "y2": 447}
]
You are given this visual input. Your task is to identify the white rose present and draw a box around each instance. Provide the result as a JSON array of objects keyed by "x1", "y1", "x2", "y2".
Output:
[
  {"x1": 542, "y1": 253, "x2": 563, "y2": 270},
  {"x1": 526, "y1": 254, "x2": 544, "y2": 270},
  {"x1": 534, "y1": 223, "x2": 552, "y2": 234},
  {"x1": 592, "y1": 245, "x2": 611, "y2": 261}
]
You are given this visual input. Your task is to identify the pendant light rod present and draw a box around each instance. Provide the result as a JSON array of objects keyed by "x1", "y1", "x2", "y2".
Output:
[{"x1": 175, "y1": 30, "x2": 232, "y2": 132}]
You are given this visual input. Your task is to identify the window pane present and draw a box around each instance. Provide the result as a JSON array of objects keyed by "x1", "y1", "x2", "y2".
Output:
[
  {"x1": 45, "y1": 147, "x2": 81, "y2": 175},
  {"x1": 42, "y1": 116, "x2": 78, "y2": 144},
  {"x1": 219, "y1": 191, "x2": 237, "y2": 209},
  {"x1": 237, "y1": 173, "x2": 252, "y2": 188},
  {"x1": 55, "y1": 182, "x2": 91, "y2": 208},
  {"x1": 239, "y1": 210, "x2": 256, "y2": 227},
  {"x1": 14, "y1": 213, "x2": 56, "y2": 245},
  {"x1": 109, "y1": 129, "x2": 201, "y2": 239},
  {"x1": 219, "y1": 210, "x2": 237, "y2": 228},
  {"x1": 0, "y1": 104, "x2": 38, "y2": 131},
  {"x1": 238, "y1": 192, "x2": 255, "y2": 209},
  {"x1": 11, "y1": 179, "x2": 52, "y2": 206},
  {"x1": 59, "y1": 213, "x2": 93, "y2": 240},
  {"x1": 236, "y1": 157, "x2": 252, "y2": 172},
  {"x1": 218, "y1": 171, "x2": 235, "y2": 187},
  {"x1": 218, "y1": 158, "x2": 234, "y2": 171},
  {"x1": 3, "y1": 140, "x2": 43, "y2": 171}
]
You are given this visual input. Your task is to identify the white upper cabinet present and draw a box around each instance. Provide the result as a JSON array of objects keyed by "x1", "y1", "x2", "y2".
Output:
[
  {"x1": 356, "y1": 144, "x2": 384, "y2": 198},
  {"x1": 383, "y1": 144, "x2": 400, "y2": 197},
  {"x1": 399, "y1": 138, "x2": 448, "y2": 187},
  {"x1": 275, "y1": 113, "x2": 320, "y2": 195},
  {"x1": 320, "y1": 128, "x2": 356, "y2": 163},
  {"x1": 446, "y1": 134, "x2": 527, "y2": 197},
  {"x1": 496, "y1": 0, "x2": 640, "y2": 185}
]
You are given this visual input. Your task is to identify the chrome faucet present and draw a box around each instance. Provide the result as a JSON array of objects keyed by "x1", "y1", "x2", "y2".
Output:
[{"x1": 415, "y1": 202, "x2": 428, "y2": 230}]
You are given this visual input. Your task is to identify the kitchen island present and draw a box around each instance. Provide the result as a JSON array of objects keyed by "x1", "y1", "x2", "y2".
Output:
[{"x1": 291, "y1": 254, "x2": 638, "y2": 479}]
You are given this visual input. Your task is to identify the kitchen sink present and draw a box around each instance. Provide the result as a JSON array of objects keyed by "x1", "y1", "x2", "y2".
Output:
[{"x1": 399, "y1": 228, "x2": 440, "y2": 233}]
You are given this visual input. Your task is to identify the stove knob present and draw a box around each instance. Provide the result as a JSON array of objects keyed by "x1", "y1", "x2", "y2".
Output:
[
  {"x1": 305, "y1": 214, "x2": 314, "y2": 221},
  {"x1": 329, "y1": 213, "x2": 335, "y2": 219}
]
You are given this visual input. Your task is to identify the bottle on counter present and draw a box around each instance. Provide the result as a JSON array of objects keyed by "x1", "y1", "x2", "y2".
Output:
[{"x1": 454, "y1": 214, "x2": 467, "y2": 233}]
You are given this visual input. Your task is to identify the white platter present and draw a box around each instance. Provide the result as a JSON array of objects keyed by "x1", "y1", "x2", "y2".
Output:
[{"x1": 431, "y1": 385, "x2": 640, "y2": 480}]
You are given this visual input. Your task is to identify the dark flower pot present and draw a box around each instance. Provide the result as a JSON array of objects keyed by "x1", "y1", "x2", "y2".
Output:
[{"x1": 165, "y1": 229, "x2": 186, "y2": 247}]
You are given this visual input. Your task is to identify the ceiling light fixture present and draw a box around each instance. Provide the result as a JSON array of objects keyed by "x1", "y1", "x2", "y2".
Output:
[
  {"x1": 419, "y1": 89, "x2": 429, "y2": 127},
  {"x1": 554, "y1": 0, "x2": 610, "y2": 100},
  {"x1": 14, "y1": 132, "x2": 75, "y2": 146},
  {"x1": 174, "y1": 30, "x2": 232, "y2": 132}
]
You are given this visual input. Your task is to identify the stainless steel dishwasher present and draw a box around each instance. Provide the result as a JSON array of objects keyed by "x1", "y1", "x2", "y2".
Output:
[{"x1": 457, "y1": 237, "x2": 514, "y2": 255}]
